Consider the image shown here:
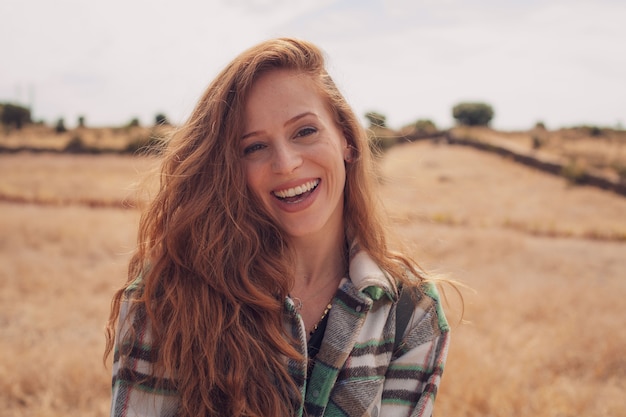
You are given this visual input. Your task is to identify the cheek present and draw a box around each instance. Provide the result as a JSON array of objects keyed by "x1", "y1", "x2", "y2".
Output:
[{"x1": 244, "y1": 164, "x2": 266, "y2": 200}]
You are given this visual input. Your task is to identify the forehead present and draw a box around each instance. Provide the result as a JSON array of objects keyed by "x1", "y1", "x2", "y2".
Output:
[
  {"x1": 250, "y1": 68, "x2": 317, "y2": 94},
  {"x1": 244, "y1": 70, "x2": 328, "y2": 124}
]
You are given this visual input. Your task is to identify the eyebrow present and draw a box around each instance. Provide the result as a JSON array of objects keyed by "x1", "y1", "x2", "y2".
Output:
[{"x1": 242, "y1": 112, "x2": 316, "y2": 140}]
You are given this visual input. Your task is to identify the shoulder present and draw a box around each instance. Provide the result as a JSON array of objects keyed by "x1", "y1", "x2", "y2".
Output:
[
  {"x1": 407, "y1": 281, "x2": 448, "y2": 330},
  {"x1": 393, "y1": 280, "x2": 449, "y2": 360},
  {"x1": 348, "y1": 248, "x2": 399, "y2": 298},
  {"x1": 114, "y1": 276, "x2": 153, "y2": 358},
  {"x1": 345, "y1": 246, "x2": 449, "y2": 336}
]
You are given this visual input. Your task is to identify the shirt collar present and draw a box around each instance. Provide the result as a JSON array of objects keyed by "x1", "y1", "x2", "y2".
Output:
[{"x1": 347, "y1": 244, "x2": 398, "y2": 301}]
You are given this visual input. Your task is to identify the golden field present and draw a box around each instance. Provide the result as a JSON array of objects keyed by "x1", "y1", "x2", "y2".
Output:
[
  {"x1": 448, "y1": 125, "x2": 626, "y2": 183},
  {"x1": 1, "y1": 133, "x2": 625, "y2": 416}
]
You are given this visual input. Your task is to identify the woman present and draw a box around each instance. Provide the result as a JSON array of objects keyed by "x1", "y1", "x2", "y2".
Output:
[{"x1": 105, "y1": 37, "x2": 450, "y2": 417}]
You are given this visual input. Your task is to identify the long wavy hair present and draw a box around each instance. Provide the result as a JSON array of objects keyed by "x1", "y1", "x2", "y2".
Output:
[{"x1": 104, "y1": 37, "x2": 425, "y2": 417}]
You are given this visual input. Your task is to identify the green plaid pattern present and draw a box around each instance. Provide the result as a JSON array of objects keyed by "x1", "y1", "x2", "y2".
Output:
[{"x1": 110, "y1": 250, "x2": 450, "y2": 417}]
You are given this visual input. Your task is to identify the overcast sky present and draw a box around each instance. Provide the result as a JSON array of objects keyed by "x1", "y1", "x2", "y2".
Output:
[{"x1": 1, "y1": 0, "x2": 624, "y2": 130}]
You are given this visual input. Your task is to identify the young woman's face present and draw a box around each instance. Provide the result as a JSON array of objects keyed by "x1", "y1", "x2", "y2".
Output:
[{"x1": 241, "y1": 69, "x2": 348, "y2": 241}]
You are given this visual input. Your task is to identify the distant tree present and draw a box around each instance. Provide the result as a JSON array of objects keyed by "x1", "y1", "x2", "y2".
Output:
[
  {"x1": 77, "y1": 115, "x2": 86, "y2": 128},
  {"x1": 587, "y1": 125, "x2": 603, "y2": 137},
  {"x1": 452, "y1": 102, "x2": 494, "y2": 126},
  {"x1": 1, "y1": 103, "x2": 31, "y2": 129},
  {"x1": 155, "y1": 113, "x2": 169, "y2": 126},
  {"x1": 55, "y1": 118, "x2": 67, "y2": 133},
  {"x1": 127, "y1": 117, "x2": 140, "y2": 128},
  {"x1": 414, "y1": 119, "x2": 437, "y2": 133},
  {"x1": 64, "y1": 135, "x2": 86, "y2": 153},
  {"x1": 365, "y1": 111, "x2": 387, "y2": 128}
]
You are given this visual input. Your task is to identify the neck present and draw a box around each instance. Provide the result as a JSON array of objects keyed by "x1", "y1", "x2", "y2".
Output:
[
  {"x1": 288, "y1": 226, "x2": 347, "y2": 337},
  {"x1": 290, "y1": 227, "x2": 347, "y2": 296}
]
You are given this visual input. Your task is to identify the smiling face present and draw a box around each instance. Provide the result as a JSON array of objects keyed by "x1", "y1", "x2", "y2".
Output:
[{"x1": 241, "y1": 69, "x2": 349, "y2": 242}]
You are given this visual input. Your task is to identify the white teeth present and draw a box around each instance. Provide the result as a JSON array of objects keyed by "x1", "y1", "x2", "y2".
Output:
[{"x1": 274, "y1": 179, "x2": 319, "y2": 198}]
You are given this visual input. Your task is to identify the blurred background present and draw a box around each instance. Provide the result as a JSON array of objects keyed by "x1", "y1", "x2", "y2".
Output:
[
  {"x1": 1, "y1": 1, "x2": 625, "y2": 416},
  {"x1": 1, "y1": 0, "x2": 625, "y2": 130}
]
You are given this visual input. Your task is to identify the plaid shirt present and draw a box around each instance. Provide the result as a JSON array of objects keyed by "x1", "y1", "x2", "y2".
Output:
[{"x1": 110, "y1": 250, "x2": 450, "y2": 417}]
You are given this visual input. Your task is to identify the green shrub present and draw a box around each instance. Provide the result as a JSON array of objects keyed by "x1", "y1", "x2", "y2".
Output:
[
  {"x1": 532, "y1": 135, "x2": 545, "y2": 149},
  {"x1": 127, "y1": 117, "x2": 140, "y2": 128},
  {"x1": 561, "y1": 161, "x2": 587, "y2": 184},
  {"x1": 155, "y1": 113, "x2": 169, "y2": 126},
  {"x1": 588, "y1": 125, "x2": 603, "y2": 137},
  {"x1": 414, "y1": 119, "x2": 437, "y2": 134},
  {"x1": 64, "y1": 135, "x2": 86, "y2": 153},
  {"x1": 55, "y1": 118, "x2": 67, "y2": 133},
  {"x1": 1, "y1": 103, "x2": 31, "y2": 129},
  {"x1": 365, "y1": 111, "x2": 387, "y2": 128},
  {"x1": 452, "y1": 102, "x2": 494, "y2": 126},
  {"x1": 576, "y1": 125, "x2": 605, "y2": 137}
]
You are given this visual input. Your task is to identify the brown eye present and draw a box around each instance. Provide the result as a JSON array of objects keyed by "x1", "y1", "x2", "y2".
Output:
[
  {"x1": 243, "y1": 143, "x2": 266, "y2": 155},
  {"x1": 296, "y1": 127, "x2": 317, "y2": 138}
]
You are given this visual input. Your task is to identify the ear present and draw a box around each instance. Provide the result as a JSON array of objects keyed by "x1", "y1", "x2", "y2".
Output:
[
  {"x1": 343, "y1": 144, "x2": 355, "y2": 163},
  {"x1": 340, "y1": 130, "x2": 354, "y2": 163}
]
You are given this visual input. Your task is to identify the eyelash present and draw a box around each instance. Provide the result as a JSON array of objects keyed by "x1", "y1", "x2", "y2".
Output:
[
  {"x1": 296, "y1": 126, "x2": 317, "y2": 137},
  {"x1": 243, "y1": 143, "x2": 265, "y2": 155},
  {"x1": 243, "y1": 126, "x2": 318, "y2": 156}
]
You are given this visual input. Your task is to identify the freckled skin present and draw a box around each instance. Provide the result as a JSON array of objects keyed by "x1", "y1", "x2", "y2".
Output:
[{"x1": 241, "y1": 69, "x2": 348, "y2": 243}]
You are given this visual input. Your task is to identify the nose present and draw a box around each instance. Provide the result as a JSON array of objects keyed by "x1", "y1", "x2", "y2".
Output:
[{"x1": 271, "y1": 143, "x2": 302, "y2": 174}]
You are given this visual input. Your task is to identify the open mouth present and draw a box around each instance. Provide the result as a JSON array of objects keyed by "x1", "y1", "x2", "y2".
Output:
[{"x1": 273, "y1": 179, "x2": 320, "y2": 202}]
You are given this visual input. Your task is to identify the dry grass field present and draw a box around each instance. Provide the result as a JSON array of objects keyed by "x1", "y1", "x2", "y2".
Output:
[
  {"x1": 379, "y1": 142, "x2": 626, "y2": 416},
  {"x1": 0, "y1": 125, "x2": 173, "y2": 153},
  {"x1": 0, "y1": 153, "x2": 156, "y2": 417},
  {"x1": 453, "y1": 126, "x2": 626, "y2": 183},
  {"x1": 1, "y1": 136, "x2": 625, "y2": 416}
]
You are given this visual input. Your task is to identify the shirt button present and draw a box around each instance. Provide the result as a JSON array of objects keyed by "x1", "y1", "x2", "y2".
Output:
[
  {"x1": 355, "y1": 306, "x2": 362, "y2": 312},
  {"x1": 312, "y1": 390, "x2": 320, "y2": 398}
]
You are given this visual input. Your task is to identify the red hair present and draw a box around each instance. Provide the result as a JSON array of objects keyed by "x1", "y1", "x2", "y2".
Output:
[{"x1": 105, "y1": 37, "x2": 425, "y2": 417}]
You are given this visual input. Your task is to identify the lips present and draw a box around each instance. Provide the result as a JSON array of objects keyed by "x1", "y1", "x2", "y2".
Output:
[{"x1": 273, "y1": 179, "x2": 320, "y2": 202}]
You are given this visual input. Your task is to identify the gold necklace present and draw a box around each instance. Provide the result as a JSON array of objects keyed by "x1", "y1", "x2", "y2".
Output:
[
  {"x1": 290, "y1": 295, "x2": 334, "y2": 335},
  {"x1": 309, "y1": 301, "x2": 332, "y2": 336},
  {"x1": 290, "y1": 267, "x2": 346, "y2": 335}
]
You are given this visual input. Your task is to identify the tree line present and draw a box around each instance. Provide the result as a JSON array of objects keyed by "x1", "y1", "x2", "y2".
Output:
[
  {"x1": 367, "y1": 101, "x2": 495, "y2": 131},
  {"x1": 0, "y1": 103, "x2": 171, "y2": 132},
  {"x1": 2, "y1": 101, "x2": 494, "y2": 132}
]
